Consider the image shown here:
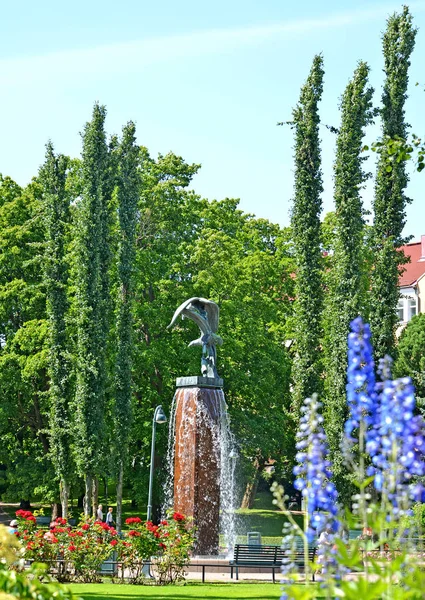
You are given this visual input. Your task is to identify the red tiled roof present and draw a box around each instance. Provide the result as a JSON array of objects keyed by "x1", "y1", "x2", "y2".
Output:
[{"x1": 399, "y1": 241, "x2": 425, "y2": 287}]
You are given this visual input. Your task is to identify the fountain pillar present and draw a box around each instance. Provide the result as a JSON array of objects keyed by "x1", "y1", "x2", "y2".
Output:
[{"x1": 173, "y1": 376, "x2": 224, "y2": 555}]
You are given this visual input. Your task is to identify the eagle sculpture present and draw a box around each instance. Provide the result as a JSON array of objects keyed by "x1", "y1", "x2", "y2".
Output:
[{"x1": 168, "y1": 297, "x2": 223, "y2": 378}]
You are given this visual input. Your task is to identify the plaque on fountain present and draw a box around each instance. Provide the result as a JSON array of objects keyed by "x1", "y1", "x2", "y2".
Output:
[{"x1": 176, "y1": 375, "x2": 223, "y2": 388}]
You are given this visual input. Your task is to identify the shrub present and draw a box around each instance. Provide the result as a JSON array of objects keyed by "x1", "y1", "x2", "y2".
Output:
[
  {"x1": 153, "y1": 512, "x2": 195, "y2": 585},
  {"x1": 0, "y1": 525, "x2": 75, "y2": 600}
]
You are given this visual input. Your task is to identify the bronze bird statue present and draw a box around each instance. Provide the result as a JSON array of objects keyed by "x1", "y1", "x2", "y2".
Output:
[{"x1": 168, "y1": 297, "x2": 223, "y2": 378}]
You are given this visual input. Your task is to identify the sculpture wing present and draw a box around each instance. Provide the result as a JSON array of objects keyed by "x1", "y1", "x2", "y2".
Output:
[
  {"x1": 168, "y1": 297, "x2": 219, "y2": 335},
  {"x1": 202, "y1": 300, "x2": 220, "y2": 333},
  {"x1": 167, "y1": 298, "x2": 197, "y2": 330}
]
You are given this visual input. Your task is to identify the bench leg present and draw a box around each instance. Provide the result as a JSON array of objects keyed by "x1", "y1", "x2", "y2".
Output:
[
  {"x1": 272, "y1": 567, "x2": 275, "y2": 583},
  {"x1": 236, "y1": 566, "x2": 239, "y2": 581},
  {"x1": 202, "y1": 565, "x2": 205, "y2": 583},
  {"x1": 230, "y1": 566, "x2": 233, "y2": 579}
]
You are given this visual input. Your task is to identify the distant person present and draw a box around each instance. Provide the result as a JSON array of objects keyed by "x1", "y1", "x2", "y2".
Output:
[
  {"x1": 44, "y1": 522, "x2": 57, "y2": 541},
  {"x1": 105, "y1": 507, "x2": 114, "y2": 527},
  {"x1": 358, "y1": 526, "x2": 378, "y2": 543},
  {"x1": 7, "y1": 519, "x2": 18, "y2": 535},
  {"x1": 97, "y1": 505, "x2": 103, "y2": 522}
]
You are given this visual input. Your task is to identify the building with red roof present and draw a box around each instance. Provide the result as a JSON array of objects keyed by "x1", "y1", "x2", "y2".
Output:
[{"x1": 397, "y1": 236, "x2": 425, "y2": 330}]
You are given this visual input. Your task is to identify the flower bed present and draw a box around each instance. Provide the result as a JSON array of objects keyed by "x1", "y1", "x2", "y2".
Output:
[{"x1": 13, "y1": 509, "x2": 194, "y2": 584}]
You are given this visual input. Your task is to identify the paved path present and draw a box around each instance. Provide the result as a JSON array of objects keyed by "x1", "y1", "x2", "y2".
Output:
[{"x1": 0, "y1": 503, "x2": 15, "y2": 526}]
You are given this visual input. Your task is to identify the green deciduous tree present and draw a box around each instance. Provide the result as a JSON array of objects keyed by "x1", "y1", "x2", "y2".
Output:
[
  {"x1": 290, "y1": 54, "x2": 324, "y2": 414},
  {"x1": 394, "y1": 313, "x2": 425, "y2": 402},
  {"x1": 73, "y1": 105, "x2": 114, "y2": 515},
  {"x1": 114, "y1": 123, "x2": 139, "y2": 531},
  {"x1": 126, "y1": 150, "x2": 294, "y2": 508},
  {"x1": 40, "y1": 143, "x2": 73, "y2": 517},
  {"x1": 0, "y1": 177, "x2": 58, "y2": 504},
  {"x1": 323, "y1": 62, "x2": 374, "y2": 489},
  {"x1": 370, "y1": 7, "x2": 416, "y2": 360}
]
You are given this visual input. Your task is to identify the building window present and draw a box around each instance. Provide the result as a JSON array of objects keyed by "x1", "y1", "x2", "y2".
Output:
[
  {"x1": 408, "y1": 297, "x2": 417, "y2": 320},
  {"x1": 397, "y1": 299, "x2": 405, "y2": 322}
]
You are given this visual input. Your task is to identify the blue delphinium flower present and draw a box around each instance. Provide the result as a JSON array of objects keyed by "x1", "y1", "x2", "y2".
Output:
[
  {"x1": 345, "y1": 317, "x2": 425, "y2": 517},
  {"x1": 344, "y1": 317, "x2": 376, "y2": 452},
  {"x1": 294, "y1": 394, "x2": 339, "y2": 542},
  {"x1": 280, "y1": 522, "x2": 297, "y2": 600},
  {"x1": 367, "y1": 375, "x2": 425, "y2": 513}
]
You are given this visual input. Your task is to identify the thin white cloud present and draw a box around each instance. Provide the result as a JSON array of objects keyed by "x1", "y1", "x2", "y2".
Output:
[{"x1": 2, "y1": 1, "x2": 425, "y2": 85}]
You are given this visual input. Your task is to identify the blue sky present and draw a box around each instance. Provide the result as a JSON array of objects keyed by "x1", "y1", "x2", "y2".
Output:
[{"x1": 2, "y1": 0, "x2": 425, "y2": 239}]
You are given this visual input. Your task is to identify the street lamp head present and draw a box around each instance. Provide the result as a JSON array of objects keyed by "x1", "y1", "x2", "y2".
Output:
[{"x1": 155, "y1": 405, "x2": 167, "y2": 424}]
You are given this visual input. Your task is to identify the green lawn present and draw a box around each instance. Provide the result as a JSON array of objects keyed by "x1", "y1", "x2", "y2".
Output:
[{"x1": 69, "y1": 583, "x2": 281, "y2": 600}]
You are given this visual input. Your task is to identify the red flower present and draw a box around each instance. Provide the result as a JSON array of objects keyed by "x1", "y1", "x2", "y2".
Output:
[
  {"x1": 26, "y1": 541, "x2": 35, "y2": 550},
  {"x1": 68, "y1": 532, "x2": 76, "y2": 538},
  {"x1": 68, "y1": 544, "x2": 76, "y2": 552},
  {"x1": 56, "y1": 517, "x2": 67, "y2": 525},
  {"x1": 128, "y1": 530, "x2": 140, "y2": 537},
  {"x1": 159, "y1": 542, "x2": 166, "y2": 549},
  {"x1": 160, "y1": 520, "x2": 168, "y2": 526},
  {"x1": 51, "y1": 536, "x2": 59, "y2": 544},
  {"x1": 16, "y1": 509, "x2": 33, "y2": 519},
  {"x1": 109, "y1": 528, "x2": 117, "y2": 535},
  {"x1": 76, "y1": 531, "x2": 83, "y2": 537},
  {"x1": 110, "y1": 539, "x2": 118, "y2": 547},
  {"x1": 81, "y1": 524, "x2": 90, "y2": 531},
  {"x1": 173, "y1": 512, "x2": 185, "y2": 522},
  {"x1": 26, "y1": 516, "x2": 36, "y2": 523},
  {"x1": 125, "y1": 516, "x2": 142, "y2": 525},
  {"x1": 53, "y1": 526, "x2": 66, "y2": 533}
]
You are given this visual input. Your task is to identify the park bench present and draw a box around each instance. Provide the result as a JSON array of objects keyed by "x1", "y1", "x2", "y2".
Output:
[{"x1": 230, "y1": 543, "x2": 316, "y2": 582}]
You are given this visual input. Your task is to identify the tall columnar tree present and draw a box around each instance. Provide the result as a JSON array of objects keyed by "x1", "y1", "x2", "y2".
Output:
[
  {"x1": 114, "y1": 123, "x2": 139, "y2": 531},
  {"x1": 370, "y1": 7, "x2": 416, "y2": 360},
  {"x1": 323, "y1": 62, "x2": 374, "y2": 482},
  {"x1": 291, "y1": 54, "x2": 325, "y2": 414},
  {"x1": 40, "y1": 143, "x2": 73, "y2": 517},
  {"x1": 74, "y1": 105, "x2": 113, "y2": 515}
]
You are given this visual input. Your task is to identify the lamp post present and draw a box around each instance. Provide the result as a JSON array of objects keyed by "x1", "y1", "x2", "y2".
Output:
[
  {"x1": 143, "y1": 405, "x2": 167, "y2": 578},
  {"x1": 147, "y1": 405, "x2": 167, "y2": 522}
]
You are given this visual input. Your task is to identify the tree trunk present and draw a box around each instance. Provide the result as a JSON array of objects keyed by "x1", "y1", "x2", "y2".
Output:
[
  {"x1": 103, "y1": 477, "x2": 108, "y2": 505},
  {"x1": 116, "y1": 462, "x2": 123, "y2": 533},
  {"x1": 241, "y1": 461, "x2": 261, "y2": 509},
  {"x1": 60, "y1": 478, "x2": 70, "y2": 519},
  {"x1": 84, "y1": 474, "x2": 92, "y2": 516},
  {"x1": 51, "y1": 502, "x2": 61, "y2": 521},
  {"x1": 92, "y1": 477, "x2": 99, "y2": 516}
]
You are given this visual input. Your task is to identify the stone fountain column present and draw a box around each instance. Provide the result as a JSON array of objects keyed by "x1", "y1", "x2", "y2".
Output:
[{"x1": 173, "y1": 375, "x2": 224, "y2": 555}]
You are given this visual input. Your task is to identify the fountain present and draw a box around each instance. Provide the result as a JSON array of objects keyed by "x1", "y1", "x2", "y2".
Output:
[{"x1": 165, "y1": 298, "x2": 237, "y2": 555}]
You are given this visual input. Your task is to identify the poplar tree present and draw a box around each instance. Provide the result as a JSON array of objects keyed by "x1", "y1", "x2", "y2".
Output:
[
  {"x1": 370, "y1": 7, "x2": 416, "y2": 360},
  {"x1": 40, "y1": 142, "x2": 73, "y2": 517},
  {"x1": 74, "y1": 105, "x2": 113, "y2": 515},
  {"x1": 114, "y1": 123, "x2": 139, "y2": 531},
  {"x1": 291, "y1": 54, "x2": 324, "y2": 413},
  {"x1": 323, "y1": 63, "x2": 374, "y2": 483}
]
